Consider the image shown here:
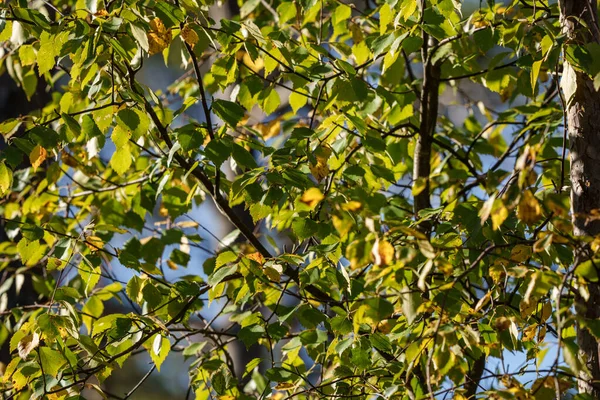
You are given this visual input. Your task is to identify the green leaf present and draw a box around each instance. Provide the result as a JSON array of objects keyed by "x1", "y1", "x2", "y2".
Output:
[
  {"x1": 290, "y1": 90, "x2": 308, "y2": 113},
  {"x1": 265, "y1": 367, "x2": 294, "y2": 382},
  {"x1": 332, "y1": 4, "x2": 351, "y2": 26},
  {"x1": 17, "y1": 238, "x2": 46, "y2": 266},
  {"x1": 240, "y1": 0, "x2": 260, "y2": 18},
  {"x1": 259, "y1": 86, "x2": 281, "y2": 115},
  {"x1": 231, "y1": 143, "x2": 258, "y2": 169},
  {"x1": 212, "y1": 100, "x2": 245, "y2": 127},
  {"x1": 39, "y1": 347, "x2": 67, "y2": 378},
  {"x1": 147, "y1": 334, "x2": 170, "y2": 371},
  {"x1": 238, "y1": 324, "x2": 265, "y2": 348},
  {"x1": 129, "y1": 23, "x2": 149, "y2": 52},
  {"x1": 110, "y1": 145, "x2": 132, "y2": 176},
  {"x1": 154, "y1": 1, "x2": 185, "y2": 28},
  {"x1": 37, "y1": 31, "x2": 56, "y2": 75},
  {"x1": 80, "y1": 257, "x2": 101, "y2": 296},
  {"x1": 204, "y1": 139, "x2": 231, "y2": 167},
  {"x1": 208, "y1": 264, "x2": 237, "y2": 286},
  {"x1": 369, "y1": 332, "x2": 392, "y2": 353},
  {"x1": 575, "y1": 260, "x2": 599, "y2": 282},
  {"x1": 292, "y1": 218, "x2": 318, "y2": 240}
]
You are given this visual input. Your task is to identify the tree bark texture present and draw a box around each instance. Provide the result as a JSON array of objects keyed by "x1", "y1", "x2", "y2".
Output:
[{"x1": 560, "y1": 0, "x2": 600, "y2": 397}]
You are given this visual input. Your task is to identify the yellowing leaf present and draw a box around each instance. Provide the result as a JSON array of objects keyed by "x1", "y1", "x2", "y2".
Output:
[
  {"x1": 341, "y1": 201, "x2": 362, "y2": 211},
  {"x1": 39, "y1": 347, "x2": 67, "y2": 378},
  {"x1": 180, "y1": 24, "x2": 199, "y2": 46},
  {"x1": 257, "y1": 119, "x2": 281, "y2": 140},
  {"x1": 491, "y1": 204, "x2": 508, "y2": 230},
  {"x1": 372, "y1": 239, "x2": 395, "y2": 266},
  {"x1": 309, "y1": 146, "x2": 332, "y2": 182},
  {"x1": 242, "y1": 52, "x2": 264, "y2": 73},
  {"x1": 274, "y1": 382, "x2": 295, "y2": 390},
  {"x1": 412, "y1": 177, "x2": 427, "y2": 196},
  {"x1": 541, "y1": 302, "x2": 552, "y2": 321},
  {"x1": 309, "y1": 161, "x2": 329, "y2": 182},
  {"x1": 510, "y1": 245, "x2": 531, "y2": 263},
  {"x1": 110, "y1": 145, "x2": 132, "y2": 176},
  {"x1": 517, "y1": 191, "x2": 542, "y2": 224},
  {"x1": 166, "y1": 260, "x2": 178, "y2": 270},
  {"x1": 17, "y1": 333, "x2": 39, "y2": 360},
  {"x1": 85, "y1": 235, "x2": 104, "y2": 252},
  {"x1": 94, "y1": 9, "x2": 109, "y2": 17},
  {"x1": 264, "y1": 263, "x2": 283, "y2": 281},
  {"x1": 300, "y1": 187, "x2": 324, "y2": 209},
  {"x1": 29, "y1": 145, "x2": 47, "y2": 171},
  {"x1": 147, "y1": 18, "x2": 172, "y2": 55},
  {"x1": 146, "y1": 334, "x2": 170, "y2": 371},
  {"x1": 246, "y1": 252, "x2": 265, "y2": 265},
  {"x1": 0, "y1": 161, "x2": 13, "y2": 196}
]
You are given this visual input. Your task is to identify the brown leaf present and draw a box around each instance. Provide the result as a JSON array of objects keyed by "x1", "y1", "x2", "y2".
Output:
[
  {"x1": 93, "y1": 9, "x2": 109, "y2": 17},
  {"x1": 180, "y1": 25, "x2": 199, "y2": 46},
  {"x1": 147, "y1": 18, "x2": 172, "y2": 55}
]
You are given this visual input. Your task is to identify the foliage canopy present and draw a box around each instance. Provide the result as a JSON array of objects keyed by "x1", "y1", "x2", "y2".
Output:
[{"x1": 0, "y1": 0, "x2": 598, "y2": 399}]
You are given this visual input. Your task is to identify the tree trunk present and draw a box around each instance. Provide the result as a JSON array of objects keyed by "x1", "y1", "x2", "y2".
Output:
[{"x1": 560, "y1": 0, "x2": 600, "y2": 397}]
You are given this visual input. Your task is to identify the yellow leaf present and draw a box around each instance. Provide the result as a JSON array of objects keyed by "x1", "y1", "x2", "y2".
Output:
[
  {"x1": 147, "y1": 18, "x2": 172, "y2": 55},
  {"x1": 309, "y1": 161, "x2": 329, "y2": 182},
  {"x1": 30, "y1": 145, "x2": 47, "y2": 171},
  {"x1": 86, "y1": 235, "x2": 104, "y2": 252},
  {"x1": 257, "y1": 119, "x2": 281, "y2": 140},
  {"x1": 491, "y1": 204, "x2": 508, "y2": 230},
  {"x1": 166, "y1": 260, "x2": 178, "y2": 270},
  {"x1": 412, "y1": 177, "x2": 427, "y2": 196},
  {"x1": 300, "y1": 187, "x2": 324, "y2": 209},
  {"x1": 517, "y1": 191, "x2": 542, "y2": 224},
  {"x1": 242, "y1": 52, "x2": 264, "y2": 73},
  {"x1": 94, "y1": 9, "x2": 109, "y2": 17},
  {"x1": 341, "y1": 201, "x2": 362, "y2": 211},
  {"x1": 274, "y1": 382, "x2": 295, "y2": 390},
  {"x1": 264, "y1": 263, "x2": 283, "y2": 281},
  {"x1": 247, "y1": 252, "x2": 265, "y2": 265},
  {"x1": 538, "y1": 325, "x2": 547, "y2": 342},
  {"x1": 180, "y1": 24, "x2": 199, "y2": 46},
  {"x1": 372, "y1": 239, "x2": 395, "y2": 266},
  {"x1": 176, "y1": 221, "x2": 199, "y2": 228},
  {"x1": 510, "y1": 245, "x2": 531, "y2": 263},
  {"x1": 159, "y1": 204, "x2": 169, "y2": 217},
  {"x1": 0, "y1": 161, "x2": 13, "y2": 196}
]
